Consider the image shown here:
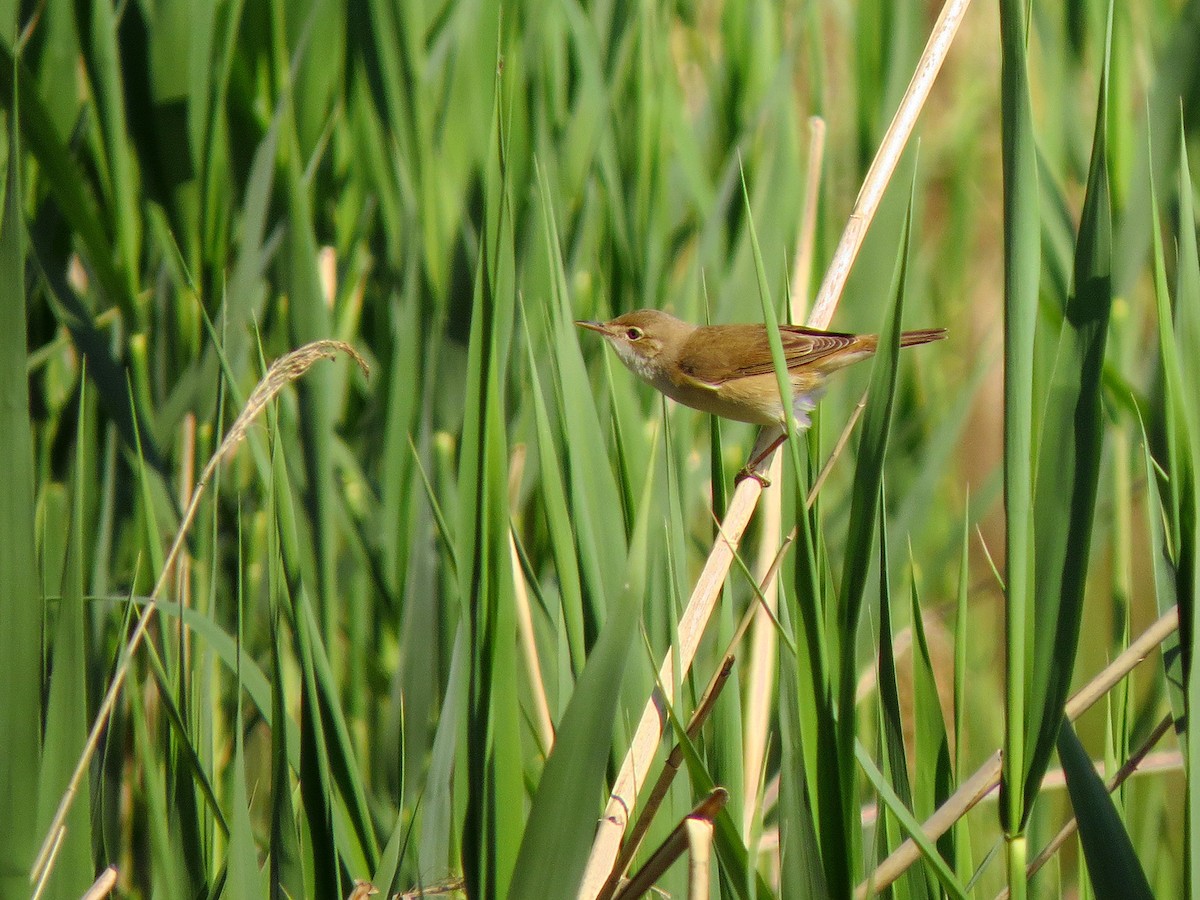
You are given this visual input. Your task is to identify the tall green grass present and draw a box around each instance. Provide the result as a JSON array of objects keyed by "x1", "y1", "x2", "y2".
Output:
[{"x1": 1, "y1": 1, "x2": 1197, "y2": 898}]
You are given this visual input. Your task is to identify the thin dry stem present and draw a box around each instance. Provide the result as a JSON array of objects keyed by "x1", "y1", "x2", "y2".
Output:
[
  {"x1": 808, "y1": 390, "x2": 869, "y2": 505},
  {"x1": 602, "y1": 658, "x2": 735, "y2": 900},
  {"x1": 685, "y1": 817, "x2": 715, "y2": 900},
  {"x1": 578, "y1": 475, "x2": 765, "y2": 897},
  {"x1": 510, "y1": 529, "x2": 555, "y2": 752},
  {"x1": 992, "y1": 713, "x2": 1175, "y2": 899},
  {"x1": 858, "y1": 605, "x2": 1180, "y2": 896},
  {"x1": 807, "y1": 0, "x2": 972, "y2": 331},
  {"x1": 789, "y1": 116, "x2": 827, "y2": 321},
  {"x1": 79, "y1": 866, "x2": 118, "y2": 900},
  {"x1": 30, "y1": 340, "x2": 367, "y2": 890},
  {"x1": 612, "y1": 789, "x2": 728, "y2": 900},
  {"x1": 507, "y1": 443, "x2": 555, "y2": 753},
  {"x1": 741, "y1": 450, "x2": 784, "y2": 840},
  {"x1": 602, "y1": 530, "x2": 794, "y2": 899}
]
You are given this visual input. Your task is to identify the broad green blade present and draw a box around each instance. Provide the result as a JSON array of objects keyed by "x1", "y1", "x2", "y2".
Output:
[
  {"x1": 1023, "y1": 7, "x2": 1114, "y2": 821},
  {"x1": 1057, "y1": 722, "x2": 1153, "y2": 900},
  {"x1": 272, "y1": 16, "x2": 340, "y2": 647}
]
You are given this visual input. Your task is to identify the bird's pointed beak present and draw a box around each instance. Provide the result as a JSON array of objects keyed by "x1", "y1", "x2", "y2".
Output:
[{"x1": 575, "y1": 320, "x2": 608, "y2": 335}]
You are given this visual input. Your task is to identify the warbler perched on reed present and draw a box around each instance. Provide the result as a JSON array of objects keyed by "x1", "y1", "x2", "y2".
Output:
[{"x1": 577, "y1": 309, "x2": 945, "y2": 477}]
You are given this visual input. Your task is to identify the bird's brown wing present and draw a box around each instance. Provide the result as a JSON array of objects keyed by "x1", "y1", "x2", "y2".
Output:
[{"x1": 676, "y1": 324, "x2": 861, "y2": 386}]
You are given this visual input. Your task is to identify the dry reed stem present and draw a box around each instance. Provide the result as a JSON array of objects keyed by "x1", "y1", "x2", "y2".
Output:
[
  {"x1": 611, "y1": 789, "x2": 728, "y2": 900},
  {"x1": 507, "y1": 443, "x2": 555, "y2": 752},
  {"x1": 685, "y1": 817, "x2": 715, "y2": 900},
  {"x1": 603, "y1": 529, "x2": 795, "y2": 897},
  {"x1": 858, "y1": 604, "x2": 1179, "y2": 896},
  {"x1": 742, "y1": 450, "x2": 783, "y2": 841},
  {"x1": 577, "y1": 0, "x2": 972, "y2": 893},
  {"x1": 79, "y1": 866, "x2": 118, "y2": 900},
  {"x1": 790, "y1": 116, "x2": 827, "y2": 321},
  {"x1": 992, "y1": 712, "x2": 1175, "y2": 899},
  {"x1": 31, "y1": 340, "x2": 368, "y2": 892},
  {"x1": 510, "y1": 529, "x2": 555, "y2": 752},
  {"x1": 601, "y1": 658, "x2": 735, "y2": 900},
  {"x1": 807, "y1": 0, "x2": 973, "y2": 331}
]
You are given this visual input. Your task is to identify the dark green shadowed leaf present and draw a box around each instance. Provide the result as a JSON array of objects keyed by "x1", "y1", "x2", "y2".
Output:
[
  {"x1": 295, "y1": 593, "x2": 379, "y2": 878},
  {"x1": 269, "y1": 606, "x2": 305, "y2": 899},
  {"x1": 129, "y1": 673, "x2": 186, "y2": 900},
  {"x1": 270, "y1": 432, "x2": 340, "y2": 895},
  {"x1": 0, "y1": 89, "x2": 42, "y2": 899},
  {"x1": 228, "y1": 543, "x2": 263, "y2": 900},
  {"x1": 292, "y1": 584, "x2": 340, "y2": 895},
  {"x1": 34, "y1": 263, "x2": 166, "y2": 472},
  {"x1": 783, "y1": 433, "x2": 838, "y2": 897},
  {"x1": 0, "y1": 42, "x2": 132, "y2": 313},
  {"x1": 1173, "y1": 126, "x2": 1200, "y2": 671},
  {"x1": 1022, "y1": 10, "x2": 1114, "y2": 822},
  {"x1": 82, "y1": 0, "x2": 142, "y2": 305},
  {"x1": 1057, "y1": 722, "x2": 1154, "y2": 900}
]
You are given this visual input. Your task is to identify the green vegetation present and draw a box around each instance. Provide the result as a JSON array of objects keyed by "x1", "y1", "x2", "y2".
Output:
[{"x1": 1, "y1": 1, "x2": 1198, "y2": 897}]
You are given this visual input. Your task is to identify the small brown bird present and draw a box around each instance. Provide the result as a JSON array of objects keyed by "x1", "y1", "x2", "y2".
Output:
[{"x1": 577, "y1": 309, "x2": 945, "y2": 475}]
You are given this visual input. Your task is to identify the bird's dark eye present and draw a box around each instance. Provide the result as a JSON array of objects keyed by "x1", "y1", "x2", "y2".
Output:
[{"x1": 626, "y1": 327, "x2": 643, "y2": 341}]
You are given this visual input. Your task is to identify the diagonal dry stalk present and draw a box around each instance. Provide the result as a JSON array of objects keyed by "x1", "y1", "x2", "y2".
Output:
[
  {"x1": 576, "y1": 0, "x2": 974, "y2": 894},
  {"x1": 611, "y1": 788, "x2": 728, "y2": 900},
  {"x1": 79, "y1": 865, "x2": 118, "y2": 900},
  {"x1": 600, "y1": 529, "x2": 796, "y2": 899},
  {"x1": 993, "y1": 712, "x2": 1175, "y2": 899},
  {"x1": 857, "y1": 604, "x2": 1179, "y2": 897},
  {"x1": 31, "y1": 340, "x2": 368, "y2": 892}
]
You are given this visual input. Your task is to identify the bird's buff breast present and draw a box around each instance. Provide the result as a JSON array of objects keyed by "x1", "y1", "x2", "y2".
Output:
[{"x1": 656, "y1": 370, "x2": 824, "y2": 429}]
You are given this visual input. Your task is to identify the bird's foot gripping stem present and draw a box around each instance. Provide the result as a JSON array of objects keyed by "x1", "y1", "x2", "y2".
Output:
[{"x1": 735, "y1": 426, "x2": 788, "y2": 487}]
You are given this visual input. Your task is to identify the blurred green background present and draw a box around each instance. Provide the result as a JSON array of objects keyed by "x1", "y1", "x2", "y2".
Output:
[{"x1": 1, "y1": 0, "x2": 1198, "y2": 897}]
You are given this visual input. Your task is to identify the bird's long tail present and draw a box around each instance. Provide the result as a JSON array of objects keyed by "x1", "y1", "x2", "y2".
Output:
[{"x1": 899, "y1": 328, "x2": 948, "y2": 347}]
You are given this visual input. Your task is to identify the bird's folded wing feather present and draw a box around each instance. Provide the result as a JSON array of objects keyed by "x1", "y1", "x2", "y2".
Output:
[{"x1": 676, "y1": 324, "x2": 860, "y2": 385}]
